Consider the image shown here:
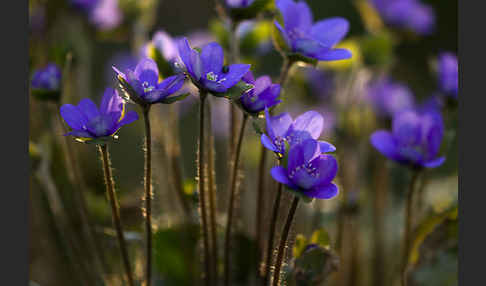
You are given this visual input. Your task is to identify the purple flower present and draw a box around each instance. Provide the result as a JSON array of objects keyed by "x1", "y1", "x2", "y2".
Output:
[
  {"x1": 370, "y1": 108, "x2": 445, "y2": 168},
  {"x1": 366, "y1": 77, "x2": 415, "y2": 118},
  {"x1": 70, "y1": 0, "x2": 98, "y2": 12},
  {"x1": 141, "y1": 31, "x2": 179, "y2": 63},
  {"x1": 437, "y1": 52, "x2": 458, "y2": 98},
  {"x1": 89, "y1": 0, "x2": 122, "y2": 30},
  {"x1": 261, "y1": 109, "x2": 336, "y2": 156},
  {"x1": 31, "y1": 63, "x2": 62, "y2": 91},
  {"x1": 370, "y1": 0, "x2": 435, "y2": 35},
  {"x1": 226, "y1": 0, "x2": 255, "y2": 8},
  {"x1": 274, "y1": 0, "x2": 351, "y2": 61},
  {"x1": 113, "y1": 58, "x2": 186, "y2": 105},
  {"x1": 60, "y1": 88, "x2": 139, "y2": 141},
  {"x1": 239, "y1": 71, "x2": 281, "y2": 114},
  {"x1": 271, "y1": 139, "x2": 339, "y2": 199},
  {"x1": 177, "y1": 38, "x2": 251, "y2": 93}
]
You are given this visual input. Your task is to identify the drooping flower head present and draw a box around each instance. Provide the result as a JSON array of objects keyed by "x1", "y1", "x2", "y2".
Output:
[
  {"x1": 274, "y1": 0, "x2": 351, "y2": 61},
  {"x1": 437, "y1": 52, "x2": 458, "y2": 98},
  {"x1": 366, "y1": 77, "x2": 415, "y2": 118},
  {"x1": 370, "y1": 0, "x2": 435, "y2": 35},
  {"x1": 60, "y1": 88, "x2": 139, "y2": 142},
  {"x1": 271, "y1": 139, "x2": 339, "y2": 200},
  {"x1": 113, "y1": 58, "x2": 186, "y2": 105},
  {"x1": 31, "y1": 63, "x2": 62, "y2": 91},
  {"x1": 177, "y1": 38, "x2": 251, "y2": 94},
  {"x1": 370, "y1": 108, "x2": 445, "y2": 168},
  {"x1": 261, "y1": 109, "x2": 336, "y2": 157},
  {"x1": 238, "y1": 71, "x2": 281, "y2": 114}
]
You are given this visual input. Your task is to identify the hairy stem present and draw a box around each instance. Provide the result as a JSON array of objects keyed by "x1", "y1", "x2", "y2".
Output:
[
  {"x1": 401, "y1": 170, "x2": 420, "y2": 286},
  {"x1": 98, "y1": 144, "x2": 134, "y2": 286},
  {"x1": 272, "y1": 196, "x2": 300, "y2": 286},
  {"x1": 263, "y1": 180, "x2": 283, "y2": 286},
  {"x1": 142, "y1": 106, "x2": 153, "y2": 286},
  {"x1": 223, "y1": 114, "x2": 248, "y2": 286},
  {"x1": 207, "y1": 102, "x2": 219, "y2": 284},
  {"x1": 199, "y1": 92, "x2": 212, "y2": 286}
]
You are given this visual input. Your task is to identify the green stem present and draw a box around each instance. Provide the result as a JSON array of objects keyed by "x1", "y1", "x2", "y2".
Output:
[
  {"x1": 272, "y1": 196, "x2": 300, "y2": 286},
  {"x1": 401, "y1": 170, "x2": 420, "y2": 286},
  {"x1": 263, "y1": 180, "x2": 283, "y2": 286},
  {"x1": 98, "y1": 144, "x2": 134, "y2": 286},
  {"x1": 199, "y1": 92, "x2": 212, "y2": 286},
  {"x1": 223, "y1": 114, "x2": 248, "y2": 286},
  {"x1": 142, "y1": 106, "x2": 153, "y2": 286}
]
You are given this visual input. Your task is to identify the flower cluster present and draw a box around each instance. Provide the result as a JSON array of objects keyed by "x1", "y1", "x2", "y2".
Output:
[
  {"x1": 262, "y1": 109, "x2": 338, "y2": 200},
  {"x1": 370, "y1": 108, "x2": 445, "y2": 168}
]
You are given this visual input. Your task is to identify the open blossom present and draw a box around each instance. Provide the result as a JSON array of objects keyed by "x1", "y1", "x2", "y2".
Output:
[
  {"x1": 370, "y1": 108, "x2": 445, "y2": 168},
  {"x1": 60, "y1": 88, "x2": 138, "y2": 140},
  {"x1": 274, "y1": 0, "x2": 351, "y2": 61},
  {"x1": 370, "y1": 0, "x2": 435, "y2": 35},
  {"x1": 177, "y1": 38, "x2": 251, "y2": 93},
  {"x1": 31, "y1": 63, "x2": 62, "y2": 91},
  {"x1": 366, "y1": 77, "x2": 415, "y2": 117},
  {"x1": 261, "y1": 109, "x2": 336, "y2": 156},
  {"x1": 113, "y1": 58, "x2": 185, "y2": 104},
  {"x1": 239, "y1": 71, "x2": 281, "y2": 114},
  {"x1": 271, "y1": 139, "x2": 339, "y2": 199},
  {"x1": 437, "y1": 52, "x2": 458, "y2": 98}
]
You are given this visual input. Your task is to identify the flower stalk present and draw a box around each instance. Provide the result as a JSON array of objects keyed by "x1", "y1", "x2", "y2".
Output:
[
  {"x1": 401, "y1": 170, "x2": 421, "y2": 286},
  {"x1": 98, "y1": 144, "x2": 134, "y2": 286},
  {"x1": 223, "y1": 113, "x2": 249, "y2": 286},
  {"x1": 142, "y1": 105, "x2": 153, "y2": 286},
  {"x1": 272, "y1": 196, "x2": 300, "y2": 286}
]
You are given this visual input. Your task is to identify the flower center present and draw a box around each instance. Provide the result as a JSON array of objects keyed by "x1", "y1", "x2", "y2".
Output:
[
  {"x1": 142, "y1": 81, "x2": 155, "y2": 93},
  {"x1": 206, "y1": 71, "x2": 227, "y2": 84},
  {"x1": 288, "y1": 162, "x2": 319, "y2": 179}
]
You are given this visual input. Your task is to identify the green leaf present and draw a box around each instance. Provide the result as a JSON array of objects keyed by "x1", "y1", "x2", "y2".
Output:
[
  {"x1": 160, "y1": 93, "x2": 190, "y2": 104},
  {"x1": 292, "y1": 246, "x2": 339, "y2": 286},
  {"x1": 408, "y1": 205, "x2": 458, "y2": 267},
  {"x1": 310, "y1": 228, "x2": 331, "y2": 250}
]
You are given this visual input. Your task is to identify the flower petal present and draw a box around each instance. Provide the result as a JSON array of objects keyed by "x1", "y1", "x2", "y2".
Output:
[
  {"x1": 304, "y1": 183, "x2": 338, "y2": 199},
  {"x1": 112, "y1": 66, "x2": 126, "y2": 80},
  {"x1": 254, "y1": 76, "x2": 272, "y2": 95},
  {"x1": 294, "y1": 38, "x2": 330, "y2": 59},
  {"x1": 100, "y1": 88, "x2": 124, "y2": 115},
  {"x1": 318, "y1": 141, "x2": 336, "y2": 153},
  {"x1": 274, "y1": 20, "x2": 291, "y2": 48},
  {"x1": 392, "y1": 110, "x2": 422, "y2": 146},
  {"x1": 315, "y1": 48, "x2": 352, "y2": 61},
  {"x1": 261, "y1": 133, "x2": 279, "y2": 153},
  {"x1": 423, "y1": 156, "x2": 445, "y2": 168},
  {"x1": 291, "y1": 110, "x2": 324, "y2": 139},
  {"x1": 219, "y1": 64, "x2": 251, "y2": 90},
  {"x1": 64, "y1": 130, "x2": 93, "y2": 138},
  {"x1": 288, "y1": 139, "x2": 318, "y2": 172},
  {"x1": 117, "y1": 110, "x2": 139, "y2": 127},
  {"x1": 311, "y1": 154, "x2": 338, "y2": 187},
  {"x1": 60, "y1": 104, "x2": 88, "y2": 130},
  {"x1": 201, "y1": 42, "x2": 224, "y2": 75},
  {"x1": 265, "y1": 108, "x2": 293, "y2": 140},
  {"x1": 277, "y1": 0, "x2": 313, "y2": 32},
  {"x1": 370, "y1": 130, "x2": 399, "y2": 160},
  {"x1": 177, "y1": 37, "x2": 202, "y2": 80},
  {"x1": 271, "y1": 166, "x2": 295, "y2": 187},
  {"x1": 77, "y1": 98, "x2": 100, "y2": 119},
  {"x1": 134, "y1": 58, "x2": 159, "y2": 86},
  {"x1": 311, "y1": 17, "x2": 349, "y2": 47}
]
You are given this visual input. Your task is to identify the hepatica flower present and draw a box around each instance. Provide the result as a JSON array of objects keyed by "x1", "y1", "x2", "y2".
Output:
[
  {"x1": 370, "y1": 0, "x2": 435, "y2": 35},
  {"x1": 370, "y1": 109, "x2": 445, "y2": 168},
  {"x1": 113, "y1": 58, "x2": 186, "y2": 105},
  {"x1": 274, "y1": 0, "x2": 351, "y2": 61},
  {"x1": 271, "y1": 139, "x2": 339, "y2": 199},
  {"x1": 261, "y1": 109, "x2": 336, "y2": 157},
  {"x1": 239, "y1": 71, "x2": 281, "y2": 114},
  {"x1": 31, "y1": 63, "x2": 62, "y2": 91},
  {"x1": 177, "y1": 37, "x2": 251, "y2": 94},
  {"x1": 60, "y1": 88, "x2": 138, "y2": 141},
  {"x1": 437, "y1": 52, "x2": 458, "y2": 98},
  {"x1": 366, "y1": 77, "x2": 415, "y2": 117},
  {"x1": 226, "y1": 0, "x2": 254, "y2": 8}
]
